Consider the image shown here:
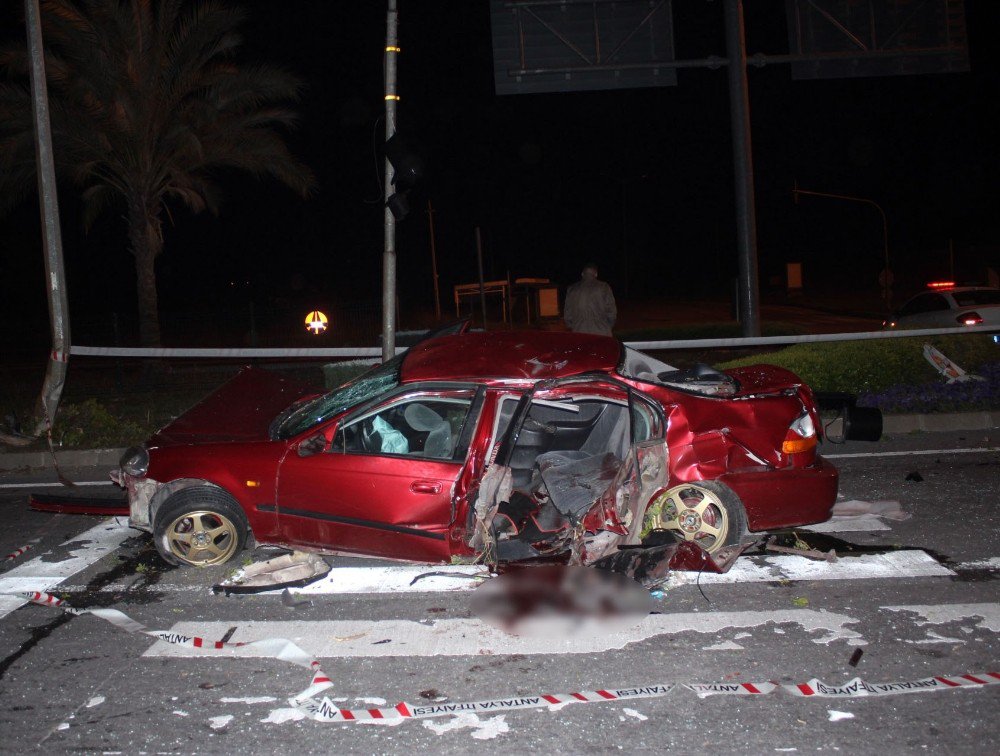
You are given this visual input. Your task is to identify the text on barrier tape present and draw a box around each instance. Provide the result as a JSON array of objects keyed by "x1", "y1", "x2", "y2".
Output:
[{"x1": 13, "y1": 591, "x2": 1000, "y2": 723}]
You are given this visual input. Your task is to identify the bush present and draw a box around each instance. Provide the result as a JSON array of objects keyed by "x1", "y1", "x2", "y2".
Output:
[
  {"x1": 52, "y1": 399, "x2": 146, "y2": 448},
  {"x1": 716, "y1": 334, "x2": 998, "y2": 395}
]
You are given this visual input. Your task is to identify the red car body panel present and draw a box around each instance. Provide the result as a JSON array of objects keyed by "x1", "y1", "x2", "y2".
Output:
[
  {"x1": 401, "y1": 331, "x2": 622, "y2": 383},
  {"x1": 720, "y1": 459, "x2": 839, "y2": 530},
  {"x1": 275, "y1": 450, "x2": 457, "y2": 562},
  {"x1": 118, "y1": 330, "x2": 839, "y2": 565},
  {"x1": 151, "y1": 368, "x2": 316, "y2": 446}
]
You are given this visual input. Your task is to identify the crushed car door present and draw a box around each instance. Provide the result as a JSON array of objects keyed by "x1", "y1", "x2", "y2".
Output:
[
  {"x1": 481, "y1": 377, "x2": 642, "y2": 562},
  {"x1": 275, "y1": 388, "x2": 479, "y2": 562},
  {"x1": 602, "y1": 392, "x2": 669, "y2": 552}
]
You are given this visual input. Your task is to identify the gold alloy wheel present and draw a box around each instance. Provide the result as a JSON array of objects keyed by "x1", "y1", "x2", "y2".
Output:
[
  {"x1": 645, "y1": 484, "x2": 730, "y2": 553},
  {"x1": 164, "y1": 510, "x2": 240, "y2": 566}
]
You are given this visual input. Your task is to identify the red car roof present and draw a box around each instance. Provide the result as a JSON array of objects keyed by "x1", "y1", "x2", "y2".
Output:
[{"x1": 400, "y1": 331, "x2": 623, "y2": 383}]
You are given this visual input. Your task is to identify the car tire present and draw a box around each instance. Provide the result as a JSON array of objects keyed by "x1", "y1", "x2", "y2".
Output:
[
  {"x1": 642, "y1": 481, "x2": 748, "y2": 554},
  {"x1": 152, "y1": 487, "x2": 248, "y2": 568}
]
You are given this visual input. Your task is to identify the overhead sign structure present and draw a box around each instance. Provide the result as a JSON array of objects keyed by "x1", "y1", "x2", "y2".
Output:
[
  {"x1": 490, "y1": 0, "x2": 677, "y2": 96},
  {"x1": 305, "y1": 310, "x2": 328, "y2": 335},
  {"x1": 785, "y1": 0, "x2": 969, "y2": 81}
]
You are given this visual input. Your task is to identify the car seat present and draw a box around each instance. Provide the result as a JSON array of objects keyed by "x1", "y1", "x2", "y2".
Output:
[{"x1": 404, "y1": 403, "x2": 454, "y2": 459}]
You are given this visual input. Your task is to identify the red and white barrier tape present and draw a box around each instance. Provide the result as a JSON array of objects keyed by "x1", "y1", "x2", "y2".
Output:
[
  {"x1": 18, "y1": 591, "x2": 334, "y2": 709},
  {"x1": 3, "y1": 544, "x2": 33, "y2": 563},
  {"x1": 15, "y1": 591, "x2": 1000, "y2": 723}
]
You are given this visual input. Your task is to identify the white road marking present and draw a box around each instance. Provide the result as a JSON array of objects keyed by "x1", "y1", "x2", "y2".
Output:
[
  {"x1": 666, "y1": 550, "x2": 953, "y2": 587},
  {"x1": 143, "y1": 609, "x2": 864, "y2": 661},
  {"x1": 0, "y1": 518, "x2": 134, "y2": 619},
  {"x1": 0, "y1": 481, "x2": 116, "y2": 489},
  {"x1": 882, "y1": 603, "x2": 1000, "y2": 633},
  {"x1": 824, "y1": 447, "x2": 995, "y2": 459},
  {"x1": 52, "y1": 549, "x2": 956, "y2": 596},
  {"x1": 702, "y1": 640, "x2": 744, "y2": 651},
  {"x1": 958, "y1": 557, "x2": 1000, "y2": 570},
  {"x1": 295, "y1": 565, "x2": 489, "y2": 594}
]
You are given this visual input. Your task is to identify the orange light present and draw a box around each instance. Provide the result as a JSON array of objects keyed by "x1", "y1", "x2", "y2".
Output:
[
  {"x1": 782, "y1": 436, "x2": 817, "y2": 454},
  {"x1": 305, "y1": 310, "x2": 328, "y2": 334},
  {"x1": 927, "y1": 281, "x2": 955, "y2": 289},
  {"x1": 245, "y1": 480, "x2": 260, "y2": 488}
]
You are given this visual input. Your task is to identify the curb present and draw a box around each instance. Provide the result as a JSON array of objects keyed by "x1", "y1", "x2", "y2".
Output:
[
  {"x1": 881, "y1": 410, "x2": 999, "y2": 435},
  {"x1": 1, "y1": 410, "x2": 998, "y2": 472},
  {"x1": 0, "y1": 447, "x2": 125, "y2": 473}
]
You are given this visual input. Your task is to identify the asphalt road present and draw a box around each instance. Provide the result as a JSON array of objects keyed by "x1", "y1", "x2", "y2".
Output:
[{"x1": 0, "y1": 430, "x2": 997, "y2": 754}]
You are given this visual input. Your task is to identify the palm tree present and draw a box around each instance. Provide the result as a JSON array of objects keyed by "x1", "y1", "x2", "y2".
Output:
[{"x1": 0, "y1": 0, "x2": 315, "y2": 345}]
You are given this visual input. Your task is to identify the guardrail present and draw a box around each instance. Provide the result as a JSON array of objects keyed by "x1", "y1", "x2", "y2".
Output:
[{"x1": 67, "y1": 323, "x2": 998, "y2": 359}]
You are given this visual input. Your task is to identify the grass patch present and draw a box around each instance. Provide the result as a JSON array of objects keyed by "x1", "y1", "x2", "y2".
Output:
[{"x1": 717, "y1": 334, "x2": 997, "y2": 394}]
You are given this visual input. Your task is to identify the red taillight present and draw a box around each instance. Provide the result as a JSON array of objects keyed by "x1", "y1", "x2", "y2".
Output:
[
  {"x1": 958, "y1": 312, "x2": 983, "y2": 326},
  {"x1": 928, "y1": 281, "x2": 955, "y2": 289}
]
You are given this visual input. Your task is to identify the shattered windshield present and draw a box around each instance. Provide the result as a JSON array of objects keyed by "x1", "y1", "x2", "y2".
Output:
[
  {"x1": 620, "y1": 347, "x2": 736, "y2": 397},
  {"x1": 274, "y1": 354, "x2": 404, "y2": 439}
]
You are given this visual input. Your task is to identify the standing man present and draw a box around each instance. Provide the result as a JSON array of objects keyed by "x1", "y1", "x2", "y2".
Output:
[{"x1": 564, "y1": 263, "x2": 617, "y2": 336}]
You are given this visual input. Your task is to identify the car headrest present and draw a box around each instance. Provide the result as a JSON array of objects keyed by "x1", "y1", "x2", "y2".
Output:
[{"x1": 404, "y1": 402, "x2": 444, "y2": 432}]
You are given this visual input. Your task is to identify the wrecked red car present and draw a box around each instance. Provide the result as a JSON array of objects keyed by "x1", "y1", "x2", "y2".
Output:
[{"x1": 111, "y1": 326, "x2": 838, "y2": 568}]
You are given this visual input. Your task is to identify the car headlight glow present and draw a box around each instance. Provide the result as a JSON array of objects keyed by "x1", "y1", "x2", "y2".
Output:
[{"x1": 119, "y1": 446, "x2": 149, "y2": 477}]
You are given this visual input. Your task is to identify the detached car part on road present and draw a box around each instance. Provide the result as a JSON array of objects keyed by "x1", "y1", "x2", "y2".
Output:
[{"x1": 111, "y1": 325, "x2": 841, "y2": 569}]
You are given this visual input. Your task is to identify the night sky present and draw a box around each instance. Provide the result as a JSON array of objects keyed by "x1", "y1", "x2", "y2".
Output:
[{"x1": 1, "y1": 0, "x2": 998, "y2": 347}]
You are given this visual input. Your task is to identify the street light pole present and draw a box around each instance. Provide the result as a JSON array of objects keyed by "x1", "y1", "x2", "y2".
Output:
[
  {"x1": 25, "y1": 0, "x2": 71, "y2": 436},
  {"x1": 723, "y1": 0, "x2": 761, "y2": 337},
  {"x1": 381, "y1": 0, "x2": 399, "y2": 363},
  {"x1": 792, "y1": 186, "x2": 892, "y2": 309}
]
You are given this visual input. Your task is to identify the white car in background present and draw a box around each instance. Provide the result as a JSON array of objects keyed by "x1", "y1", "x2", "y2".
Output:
[{"x1": 886, "y1": 284, "x2": 1000, "y2": 329}]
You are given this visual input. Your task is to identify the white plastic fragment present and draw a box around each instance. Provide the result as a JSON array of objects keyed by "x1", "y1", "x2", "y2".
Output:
[{"x1": 622, "y1": 708, "x2": 648, "y2": 721}]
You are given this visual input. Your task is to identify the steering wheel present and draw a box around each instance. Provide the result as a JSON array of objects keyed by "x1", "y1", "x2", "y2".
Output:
[{"x1": 361, "y1": 421, "x2": 378, "y2": 452}]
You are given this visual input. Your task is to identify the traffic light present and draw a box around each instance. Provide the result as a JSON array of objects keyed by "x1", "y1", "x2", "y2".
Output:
[{"x1": 384, "y1": 133, "x2": 425, "y2": 220}]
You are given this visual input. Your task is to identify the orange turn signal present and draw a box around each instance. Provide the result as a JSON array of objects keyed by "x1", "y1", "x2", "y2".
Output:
[{"x1": 782, "y1": 436, "x2": 817, "y2": 454}]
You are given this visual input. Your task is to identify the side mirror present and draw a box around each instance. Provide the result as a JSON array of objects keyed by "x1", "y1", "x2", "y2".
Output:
[{"x1": 298, "y1": 433, "x2": 328, "y2": 457}]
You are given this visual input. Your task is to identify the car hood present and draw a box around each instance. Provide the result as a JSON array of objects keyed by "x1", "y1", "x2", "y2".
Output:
[{"x1": 149, "y1": 367, "x2": 319, "y2": 447}]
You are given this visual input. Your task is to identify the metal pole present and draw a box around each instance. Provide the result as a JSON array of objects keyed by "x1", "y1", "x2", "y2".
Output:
[
  {"x1": 723, "y1": 0, "x2": 761, "y2": 337},
  {"x1": 475, "y1": 226, "x2": 488, "y2": 329},
  {"x1": 381, "y1": 0, "x2": 399, "y2": 362},
  {"x1": 427, "y1": 199, "x2": 441, "y2": 320},
  {"x1": 25, "y1": 0, "x2": 71, "y2": 434},
  {"x1": 791, "y1": 187, "x2": 891, "y2": 310}
]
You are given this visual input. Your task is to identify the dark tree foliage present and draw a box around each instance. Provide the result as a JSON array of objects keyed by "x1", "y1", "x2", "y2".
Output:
[{"x1": 0, "y1": 0, "x2": 315, "y2": 345}]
